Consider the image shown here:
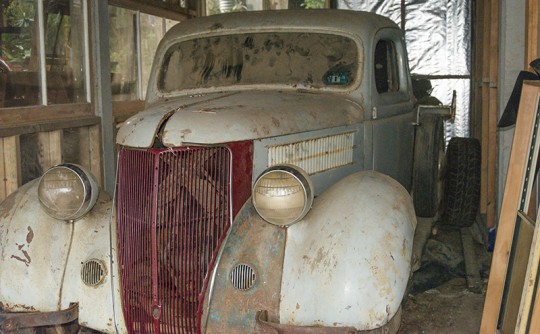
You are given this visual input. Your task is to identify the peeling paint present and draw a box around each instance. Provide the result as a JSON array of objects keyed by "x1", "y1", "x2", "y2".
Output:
[{"x1": 26, "y1": 226, "x2": 34, "y2": 244}]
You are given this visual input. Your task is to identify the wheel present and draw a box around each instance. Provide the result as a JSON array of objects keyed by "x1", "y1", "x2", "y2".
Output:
[
  {"x1": 442, "y1": 137, "x2": 481, "y2": 227},
  {"x1": 413, "y1": 114, "x2": 445, "y2": 217}
]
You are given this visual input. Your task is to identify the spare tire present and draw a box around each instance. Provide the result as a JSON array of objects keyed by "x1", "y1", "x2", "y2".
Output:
[{"x1": 442, "y1": 137, "x2": 481, "y2": 227}]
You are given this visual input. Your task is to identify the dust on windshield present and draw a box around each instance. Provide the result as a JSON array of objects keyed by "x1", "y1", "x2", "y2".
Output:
[{"x1": 158, "y1": 32, "x2": 360, "y2": 92}]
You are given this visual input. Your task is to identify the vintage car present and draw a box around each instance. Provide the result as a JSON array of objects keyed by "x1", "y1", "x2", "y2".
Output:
[{"x1": 0, "y1": 9, "x2": 455, "y2": 334}]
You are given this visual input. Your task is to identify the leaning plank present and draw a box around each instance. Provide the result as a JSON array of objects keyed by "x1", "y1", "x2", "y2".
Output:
[
  {"x1": 480, "y1": 82, "x2": 540, "y2": 333},
  {"x1": 516, "y1": 209, "x2": 540, "y2": 332},
  {"x1": 502, "y1": 215, "x2": 534, "y2": 333},
  {"x1": 528, "y1": 282, "x2": 540, "y2": 332},
  {"x1": 0, "y1": 136, "x2": 21, "y2": 202}
]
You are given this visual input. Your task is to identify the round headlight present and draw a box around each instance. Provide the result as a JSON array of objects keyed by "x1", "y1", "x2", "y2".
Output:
[
  {"x1": 253, "y1": 165, "x2": 313, "y2": 226},
  {"x1": 38, "y1": 164, "x2": 99, "y2": 221}
]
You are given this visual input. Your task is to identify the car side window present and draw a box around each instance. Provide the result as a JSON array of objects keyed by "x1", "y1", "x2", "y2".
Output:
[{"x1": 374, "y1": 40, "x2": 399, "y2": 94}]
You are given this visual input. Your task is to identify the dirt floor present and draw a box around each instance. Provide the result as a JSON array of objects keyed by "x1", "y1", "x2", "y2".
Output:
[
  {"x1": 398, "y1": 278, "x2": 485, "y2": 333},
  {"x1": 398, "y1": 216, "x2": 490, "y2": 333}
]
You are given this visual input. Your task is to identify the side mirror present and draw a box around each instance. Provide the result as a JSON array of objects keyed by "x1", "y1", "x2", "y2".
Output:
[{"x1": 414, "y1": 89, "x2": 457, "y2": 125}]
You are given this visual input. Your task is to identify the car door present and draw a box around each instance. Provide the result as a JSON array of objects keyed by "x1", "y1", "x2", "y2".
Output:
[{"x1": 369, "y1": 28, "x2": 416, "y2": 191}]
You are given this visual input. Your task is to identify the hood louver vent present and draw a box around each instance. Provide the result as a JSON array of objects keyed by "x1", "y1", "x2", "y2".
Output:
[{"x1": 268, "y1": 132, "x2": 355, "y2": 174}]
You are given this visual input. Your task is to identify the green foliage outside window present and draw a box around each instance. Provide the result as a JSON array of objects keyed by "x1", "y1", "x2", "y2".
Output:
[{"x1": 1, "y1": 0, "x2": 34, "y2": 67}]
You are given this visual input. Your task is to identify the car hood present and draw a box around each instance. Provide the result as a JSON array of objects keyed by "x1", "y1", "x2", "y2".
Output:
[{"x1": 116, "y1": 91, "x2": 364, "y2": 148}]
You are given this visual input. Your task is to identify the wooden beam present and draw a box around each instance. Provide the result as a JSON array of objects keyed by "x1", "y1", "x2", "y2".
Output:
[
  {"x1": 0, "y1": 103, "x2": 92, "y2": 127},
  {"x1": 486, "y1": 0, "x2": 499, "y2": 229},
  {"x1": 37, "y1": 130, "x2": 63, "y2": 171},
  {"x1": 526, "y1": 0, "x2": 539, "y2": 68},
  {"x1": 0, "y1": 115, "x2": 100, "y2": 138},
  {"x1": 110, "y1": 0, "x2": 193, "y2": 20},
  {"x1": 77, "y1": 125, "x2": 103, "y2": 187},
  {"x1": 0, "y1": 136, "x2": 21, "y2": 202}
]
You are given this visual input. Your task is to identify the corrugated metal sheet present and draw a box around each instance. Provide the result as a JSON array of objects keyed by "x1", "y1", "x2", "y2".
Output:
[{"x1": 338, "y1": 0, "x2": 471, "y2": 138}]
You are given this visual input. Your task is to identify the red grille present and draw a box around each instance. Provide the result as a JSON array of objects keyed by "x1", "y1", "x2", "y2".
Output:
[{"x1": 117, "y1": 146, "x2": 231, "y2": 334}]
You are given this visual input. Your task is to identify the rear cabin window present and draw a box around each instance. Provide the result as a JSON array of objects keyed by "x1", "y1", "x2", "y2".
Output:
[
  {"x1": 374, "y1": 40, "x2": 400, "y2": 94},
  {"x1": 158, "y1": 32, "x2": 360, "y2": 92}
]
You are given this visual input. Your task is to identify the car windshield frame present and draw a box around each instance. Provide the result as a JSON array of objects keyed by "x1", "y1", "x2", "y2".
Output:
[{"x1": 156, "y1": 31, "x2": 363, "y2": 94}]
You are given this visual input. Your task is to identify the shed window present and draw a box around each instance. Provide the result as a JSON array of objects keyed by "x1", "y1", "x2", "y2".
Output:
[{"x1": 0, "y1": 0, "x2": 88, "y2": 108}]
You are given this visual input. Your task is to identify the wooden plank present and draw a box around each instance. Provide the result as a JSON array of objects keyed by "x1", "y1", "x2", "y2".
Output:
[
  {"x1": 110, "y1": 0, "x2": 192, "y2": 19},
  {"x1": 0, "y1": 103, "x2": 92, "y2": 128},
  {"x1": 0, "y1": 115, "x2": 100, "y2": 138},
  {"x1": 516, "y1": 208, "x2": 540, "y2": 333},
  {"x1": 88, "y1": 125, "x2": 103, "y2": 187},
  {"x1": 528, "y1": 283, "x2": 540, "y2": 332},
  {"x1": 486, "y1": 0, "x2": 499, "y2": 228},
  {"x1": 501, "y1": 220, "x2": 534, "y2": 332},
  {"x1": 480, "y1": 82, "x2": 540, "y2": 333},
  {"x1": 480, "y1": 0, "x2": 490, "y2": 217},
  {"x1": 77, "y1": 125, "x2": 103, "y2": 187},
  {"x1": 37, "y1": 130, "x2": 63, "y2": 172},
  {"x1": 0, "y1": 136, "x2": 21, "y2": 202},
  {"x1": 461, "y1": 226, "x2": 483, "y2": 292},
  {"x1": 526, "y1": 0, "x2": 539, "y2": 68},
  {"x1": 471, "y1": 0, "x2": 485, "y2": 141}
]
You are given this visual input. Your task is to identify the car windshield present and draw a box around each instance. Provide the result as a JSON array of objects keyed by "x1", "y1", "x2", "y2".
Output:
[{"x1": 158, "y1": 32, "x2": 360, "y2": 92}]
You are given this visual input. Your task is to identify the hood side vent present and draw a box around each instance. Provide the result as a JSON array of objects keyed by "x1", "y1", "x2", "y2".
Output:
[{"x1": 268, "y1": 132, "x2": 355, "y2": 175}]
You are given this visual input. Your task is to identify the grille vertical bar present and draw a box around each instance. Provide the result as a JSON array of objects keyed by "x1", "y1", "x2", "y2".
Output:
[{"x1": 117, "y1": 146, "x2": 231, "y2": 334}]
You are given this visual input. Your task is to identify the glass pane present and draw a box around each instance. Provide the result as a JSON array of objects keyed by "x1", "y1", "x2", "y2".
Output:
[
  {"x1": 140, "y1": 13, "x2": 165, "y2": 98},
  {"x1": 159, "y1": 32, "x2": 359, "y2": 92},
  {"x1": 0, "y1": 0, "x2": 40, "y2": 107},
  {"x1": 109, "y1": 6, "x2": 137, "y2": 101},
  {"x1": 44, "y1": 0, "x2": 87, "y2": 104}
]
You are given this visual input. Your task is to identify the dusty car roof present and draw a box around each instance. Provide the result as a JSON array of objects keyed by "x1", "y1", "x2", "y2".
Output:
[{"x1": 164, "y1": 9, "x2": 398, "y2": 40}]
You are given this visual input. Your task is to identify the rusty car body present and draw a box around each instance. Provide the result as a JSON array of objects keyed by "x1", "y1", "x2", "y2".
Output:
[{"x1": 0, "y1": 9, "x2": 449, "y2": 334}]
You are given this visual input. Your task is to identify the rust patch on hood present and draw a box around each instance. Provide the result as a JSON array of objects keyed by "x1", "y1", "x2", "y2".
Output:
[
  {"x1": 26, "y1": 227, "x2": 34, "y2": 244},
  {"x1": 10, "y1": 227, "x2": 34, "y2": 266}
]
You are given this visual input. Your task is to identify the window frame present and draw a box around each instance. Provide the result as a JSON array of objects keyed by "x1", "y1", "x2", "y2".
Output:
[{"x1": 0, "y1": 0, "x2": 93, "y2": 131}]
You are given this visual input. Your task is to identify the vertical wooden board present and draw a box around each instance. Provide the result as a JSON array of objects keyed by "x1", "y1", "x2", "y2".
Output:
[
  {"x1": 526, "y1": 0, "x2": 539, "y2": 67},
  {"x1": 471, "y1": 0, "x2": 485, "y2": 141},
  {"x1": 37, "y1": 130, "x2": 63, "y2": 171},
  {"x1": 480, "y1": 0, "x2": 490, "y2": 217},
  {"x1": 0, "y1": 136, "x2": 21, "y2": 202},
  {"x1": 89, "y1": 125, "x2": 103, "y2": 187},
  {"x1": 486, "y1": 0, "x2": 499, "y2": 229},
  {"x1": 501, "y1": 221, "x2": 534, "y2": 333},
  {"x1": 77, "y1": 126, "x2": 91, "y2": 169},
  {"x1": 481, "y1": 83, "x2": 540, "y2": 334}
]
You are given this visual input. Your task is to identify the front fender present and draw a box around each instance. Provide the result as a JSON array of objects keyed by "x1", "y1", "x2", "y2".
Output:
[
  {"x1": 0, "y1": 180, "x2": 123, "y2": 333},
  {"x1": 280, "y1": 170, "x2": 416, "y2": 330}
]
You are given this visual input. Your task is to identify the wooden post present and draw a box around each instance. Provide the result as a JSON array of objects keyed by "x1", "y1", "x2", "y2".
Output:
[
  {"x1": 37, "y1": 130, "x2": 63, "y2": 171},
  {"x1": 78, "y1": 125, "x2": 103, "y2": 187},
  {"x1": 526, "y1": 0, "x2": 539, "y2": 68},
  {"x1": 486, "y1": 0, "x2": 499, "y2": 229},
  {"x1": 0, "y1": 136, "x2": 21, "y2": 202}
]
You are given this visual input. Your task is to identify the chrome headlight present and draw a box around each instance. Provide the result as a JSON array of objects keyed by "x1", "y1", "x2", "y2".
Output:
[
  {"x1": 38, "y1": 164, "x2": 99, "y2": 221},
  {"x1": 252, "y1": 165, "x2": 313, "y2": 226}
]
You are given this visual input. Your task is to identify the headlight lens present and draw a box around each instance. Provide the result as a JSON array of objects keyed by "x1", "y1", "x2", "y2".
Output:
[
  {"x1": 253, "y1": 165, "x2": 313, "y2": 226},
  {"x1": 38, "y1": 164, "x2": 99, "y2": 221}
]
